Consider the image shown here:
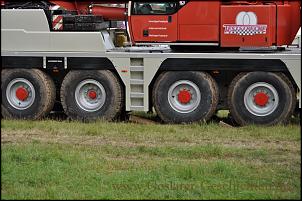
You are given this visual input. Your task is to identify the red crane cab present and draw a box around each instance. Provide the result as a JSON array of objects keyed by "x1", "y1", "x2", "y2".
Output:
[{"x1": 128, "y1": 1, "x2": 301, "y2": 47}]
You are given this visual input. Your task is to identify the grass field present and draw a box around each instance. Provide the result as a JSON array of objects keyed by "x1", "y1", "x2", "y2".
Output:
[{"x1": 1, "y1": 113, "x2": 301, "y2": 199}]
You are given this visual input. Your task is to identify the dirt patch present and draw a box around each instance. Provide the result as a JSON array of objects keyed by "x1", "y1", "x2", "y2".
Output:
[
  {"x1": 1, "y1": 128, "x2": 299, "y2": 153},
  {"x1": 129, "y1": 115, "x2": 159, "y2": 125}
]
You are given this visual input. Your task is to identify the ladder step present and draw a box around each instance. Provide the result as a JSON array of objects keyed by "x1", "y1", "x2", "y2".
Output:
[
  {"x1": 130, "y1": 106, "x2": 145, "y2": 111},
  {"x1": 130, "y1": 79, "x2": 144, "y2": 85},
  {"x1": 130, "y1": 66, "x2": 144, "y2": 72},
  {"x1": 130, "y1": 92, "x2": 144, "y2": 98}
]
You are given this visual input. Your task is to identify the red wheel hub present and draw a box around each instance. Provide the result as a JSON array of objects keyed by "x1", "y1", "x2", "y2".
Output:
[
  {"x1": 254, "y1": 92, "x2": 269, "y2": 106},
  {"x1": 88, "y1": 90, "x2": 97, "y2": 100},
  {"x1": 178, "y1": 89, "x2": 192, "y2": 104},
  {"x1": 15, "y1": 87, "x2": 29, "y2": 101}
]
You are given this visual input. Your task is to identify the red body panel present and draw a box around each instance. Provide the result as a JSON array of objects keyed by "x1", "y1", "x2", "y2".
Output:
[
  {"x1": 277, "y1": 1, "x2": 301, "y2": 46},
  {"x1": 130, "y1": 14, "x2": 178, "y2": 42},
  {"x1": 220, "y1": 5, "x2": 276, "y2": 47},
  {"x1": 177, "y1": 1, "x2": 220, "y2": 42},
  {"x1": 179, "y1": 25, "x2": 219, "y2": 41},
  {"x1": 277, "y1": 4, "x2": 292, "y2": 46}
]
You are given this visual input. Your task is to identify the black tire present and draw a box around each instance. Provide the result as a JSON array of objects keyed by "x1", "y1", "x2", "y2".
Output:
[
  {"x1": 1, "y1": 69, "x2": 56, "y2": 119},
  {"x1": 153, "y1": 71, "x2": 219, "y2": 124},
  {"x1": 60, "y1": 70, "x2": 123, "y2": 121},
  {"x1": 228, "y1": 72, "x2": 296, "y2": 126}
]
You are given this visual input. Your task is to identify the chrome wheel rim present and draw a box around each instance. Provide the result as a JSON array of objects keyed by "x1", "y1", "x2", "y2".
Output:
[
  {"x1": 244, "y1": 82, "x2": 279, "y2": 117},
  {"x1": 6, "y1": 78, "x2": 36, "y2": 110},
  {"x1": 168, "y1": 80, "x2": 201, "y2": 114},
  {"x1": 75, "y1": 79, "x2": 106, "y2": 112}
]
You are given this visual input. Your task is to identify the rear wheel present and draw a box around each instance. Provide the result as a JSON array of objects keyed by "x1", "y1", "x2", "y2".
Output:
[
  {"x1": 1, "y1": 69, "x2": 56, "y2": 119},
  {"x1": 153, "y1": 71, "x2": 219, "y2": 123},
  {"x1": 228, "y1": 72, "x2": 296, "y2": 126},
  {"x1": 60, "y1": 70, "x2": 123, "y2": 121}
]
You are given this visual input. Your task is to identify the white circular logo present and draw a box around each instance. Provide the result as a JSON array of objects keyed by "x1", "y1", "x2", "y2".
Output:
[{"x1": 236, "y1": 11, "x2": 258, "y2": 25}]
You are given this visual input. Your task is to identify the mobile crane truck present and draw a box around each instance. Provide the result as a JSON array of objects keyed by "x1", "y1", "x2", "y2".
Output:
[{"x1": 1, "y1": 0, "x2": 301, "y2": 126}]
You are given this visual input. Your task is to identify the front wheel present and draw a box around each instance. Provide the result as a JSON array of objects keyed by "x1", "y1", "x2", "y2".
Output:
[
  {"x1": 228, "y1": 72, "x2": 296, "y2": 126},
  {"x1": 153, "y1": 71, "x2": 219, "y2": 124}
]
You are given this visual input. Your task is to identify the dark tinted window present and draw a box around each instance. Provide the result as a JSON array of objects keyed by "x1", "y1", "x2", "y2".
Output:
[{"x1": 133, "y1": 2, "x2": 178, "y2": 15}]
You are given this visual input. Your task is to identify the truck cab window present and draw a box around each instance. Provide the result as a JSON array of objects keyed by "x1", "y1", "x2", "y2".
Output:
[{"x1": 133, "y1": 2, "x2": 178, "y2": 15}]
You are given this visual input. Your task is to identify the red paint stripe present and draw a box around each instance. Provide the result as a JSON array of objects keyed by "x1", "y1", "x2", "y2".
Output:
[
  {"x1": 53, "y1": 24, "x2": 63, "y2": 30},
  {"x1": 53, "y1": 22, "x2": 63, "y2": 30},
  {"x1": 52, "y1": 15, "x2": 63, "y2": 24}
]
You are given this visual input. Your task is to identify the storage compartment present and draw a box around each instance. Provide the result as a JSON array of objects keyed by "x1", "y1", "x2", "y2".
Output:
[{"x1": 220, "y1": 5, "x2": 276, "y2": 47}]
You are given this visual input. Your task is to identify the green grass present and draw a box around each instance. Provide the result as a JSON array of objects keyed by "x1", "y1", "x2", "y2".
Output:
[{"x1": 1, "y1": 118, "x2": 301, "y2": 200}]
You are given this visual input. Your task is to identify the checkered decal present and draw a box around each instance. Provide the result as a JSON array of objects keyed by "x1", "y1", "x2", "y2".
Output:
[{"x1": 223, "y1": 25, "x2": 267, "y2": 36}]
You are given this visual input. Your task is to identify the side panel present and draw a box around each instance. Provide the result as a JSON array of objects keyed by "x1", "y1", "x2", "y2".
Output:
[
  {"x1": 2, "y1": 30, "x2": 107, "y2": 52},
  {"x1": 1, "y1": 9, "x2": 50, "y2": 31},
  {"x1": 1, "y1": 9, "x2": 107, "y2": 52},
  {"x1": 130, "y1": 14, "x2": 178, "y2": 42},
  {"x1": 159, "y1": 59, "x2": 288, "y2": 72},
  {"x1": 277, "y1": 2, "x2": 301, "y2": 46},
  {"x1": 178, "y1": 1, "x2": 220, "y2": 42},
  {"x1": 2, "y1": 57, "x2": 43, "y2": 69},
  {"x1": 2, "y1": 56, "x2": 115, "y2": 70},
  {"x1": 129, "y1": 2, "x2": 178, "y2": 43},
  {"x1": 67, "y1": 57, "x2": 114, "y2": 69},
  {"x1": 221, "y1": 5, "x2": 276, "y2": 47}
]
